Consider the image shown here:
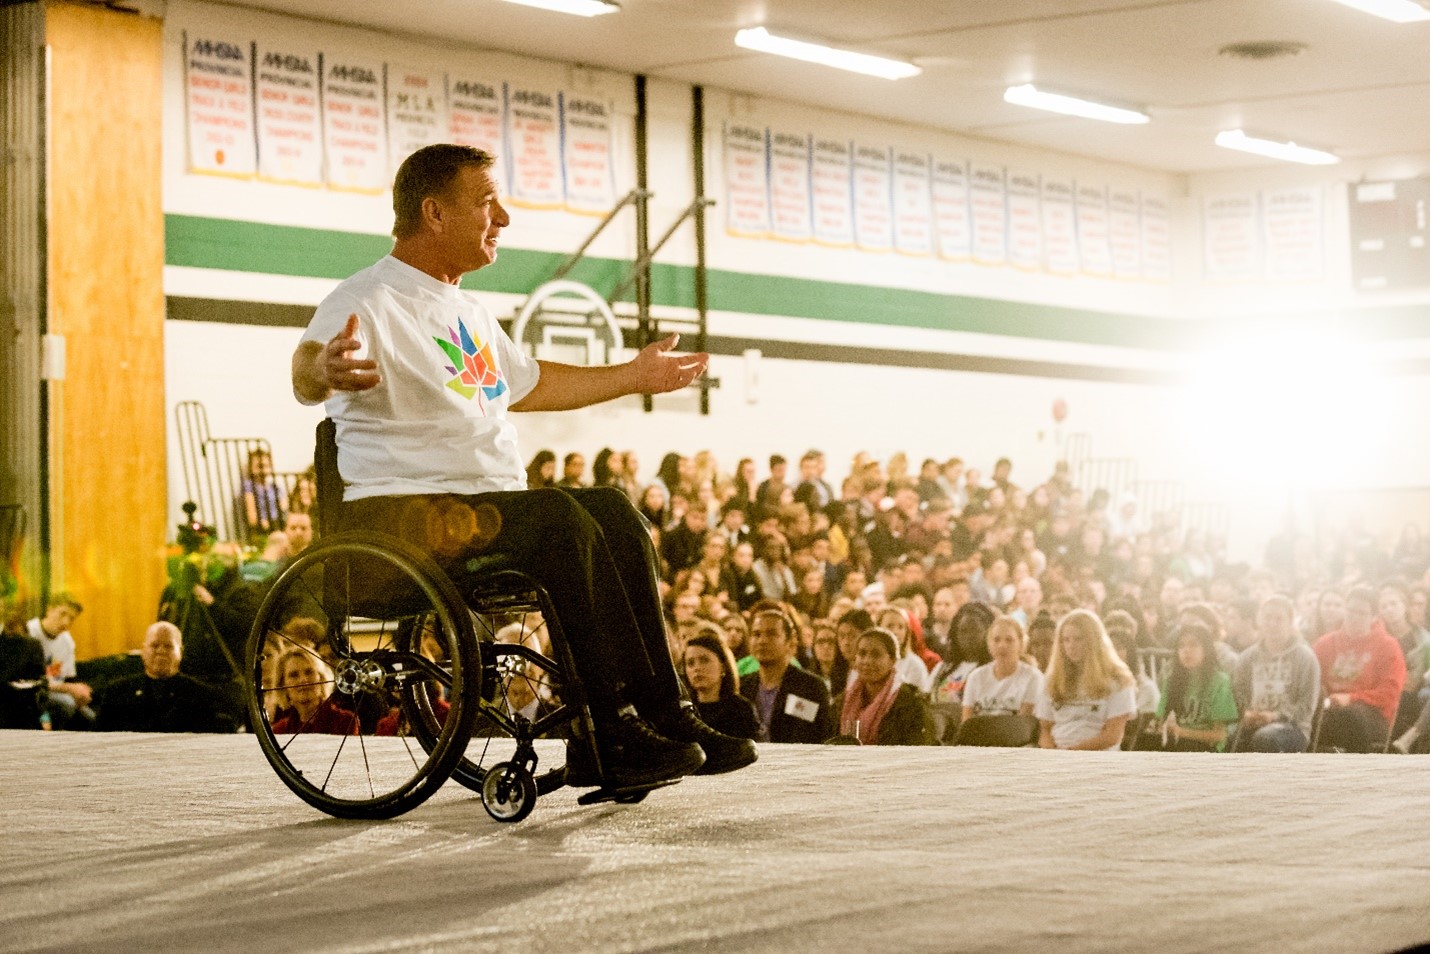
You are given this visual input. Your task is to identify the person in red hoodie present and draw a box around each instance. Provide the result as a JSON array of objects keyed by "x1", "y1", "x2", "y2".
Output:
[{"x1": 1313, "y1": 585, "x2": 1406, "y2": 752}]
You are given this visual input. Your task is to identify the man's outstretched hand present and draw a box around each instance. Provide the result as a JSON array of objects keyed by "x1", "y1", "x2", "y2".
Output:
[
  {"x1": 320, "y1": 314, "x2": 381, "y2": 393},
  {"x1": 628, "y1": 333, "x2": 708, "y2": 395}
]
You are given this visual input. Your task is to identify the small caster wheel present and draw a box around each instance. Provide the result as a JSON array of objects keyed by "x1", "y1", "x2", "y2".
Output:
[
  {"x1": 613, "y1": 790, "x2": 649, "y2": 804},
  {"x1": 482, "y1": 761, "x2": 537, "y2": 823}
]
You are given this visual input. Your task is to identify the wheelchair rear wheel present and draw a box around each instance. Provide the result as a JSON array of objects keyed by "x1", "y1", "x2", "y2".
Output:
[{"x1": 246, "y1": 532, "x2": 482, "y2": 819}]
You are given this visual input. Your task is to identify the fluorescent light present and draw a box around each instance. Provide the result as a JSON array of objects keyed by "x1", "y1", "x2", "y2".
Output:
[
  {"x1": 1325, "y1": 0, "x2": 1430, "y2": 23},
  {"x1": 734, "y1": 27, "x2": 921, "y2": 81},
  {"x1": 1215, "y1": 129, "x2": 1340, "y2": 166},
  {"x1": 1003, "y1": 84, "x2": 1150, "y2": 124},
  {"x1": 498, "y1": 0, "x2": 619, "y2": 17}
]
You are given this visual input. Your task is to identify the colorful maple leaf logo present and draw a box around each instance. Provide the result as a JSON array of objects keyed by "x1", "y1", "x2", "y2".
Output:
[{"x1": 433, "y1": 318, "x2": 508, "y2": 403}]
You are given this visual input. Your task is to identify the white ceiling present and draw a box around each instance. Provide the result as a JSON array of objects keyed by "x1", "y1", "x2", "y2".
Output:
[{"x1": 218, "y1": 0, "x2": 1430, "y2": 173}]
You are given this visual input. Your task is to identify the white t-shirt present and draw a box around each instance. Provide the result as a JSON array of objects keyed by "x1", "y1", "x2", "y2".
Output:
[
  {"x1": 962, "y1": 661, "x2": 1044, "y2": 717},
  {"x1": 1034, "y1": 682, "x2": 1137, "y2": 751},
  {"x1": 26, "y1": 618, "x2": 76, "y2": 681},
  {"x1": 300, "y1": 256, "x2": 542, "y2": 500},
  {"x1": 896, "y1": 652, "x2": 932, "y2": 693}
]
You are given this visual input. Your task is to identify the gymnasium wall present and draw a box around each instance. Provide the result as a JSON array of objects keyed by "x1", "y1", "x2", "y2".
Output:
[{"x1": 158, "y1": 0, "x2": 1430, "y2": 564}]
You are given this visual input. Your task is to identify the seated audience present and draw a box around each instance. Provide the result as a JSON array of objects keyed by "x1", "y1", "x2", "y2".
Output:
[
  {"x1": 25, "y1": 592, "x2": 95, "y2": 729},
  {"x1": 1104, "y1": 610, "x2": 1159, "y2": 717},
  {"x1": 929, "y1": 601, "x2": 997, "y2": 707},
  {"x1": 739, "y1": 605, "x2": 834, "y2": 743},
  {"x1": 831, "y1": 627, "x2": 936, "y2": 746},
  {"x1": 683, "y1": 629, "x2": 760, "y2": 741},
  {"x1": 1232, "y1": 595, "x2": 1320, "y2": 753},
  {"x1": 1149, "y1": 621, "x2": 1239, "y2": 752},
  {"x1": 1035, "y1": 610, "x2": 1137, "y2": 751},
  {"x1": 96, "y1": 622, "x2": 237, "y2": 733},
  {"x1": 807, "y1": 619, "x2": 846, "y2": 689},
  {"x1": 270, "y1": 647, "x2": 358, "y2": 735},
  {"x1": 1, "y1": 607, "x2": 47, "y2": 728},
  {"x1": 1313, "y1": 585, "x2": 1406, "y2": 752},
  {"x1": 876, "y1": 606, "x2": 934, "y2": 693},
  {"x1": 961, "y1": 616, "x2": 1043, "y2": 721}
]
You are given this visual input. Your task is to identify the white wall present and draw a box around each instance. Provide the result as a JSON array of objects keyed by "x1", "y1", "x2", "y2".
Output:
[{"x1": 157, "y1": 0, "x2": 1430, "y2": 563}]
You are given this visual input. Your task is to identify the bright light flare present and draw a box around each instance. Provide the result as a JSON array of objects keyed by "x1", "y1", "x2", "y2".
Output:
[
  {"x1": 734, "y1": 27, "x2": 922, "y2": 80},
  {"x1": 1003, "y1": 84, "x2": 1150, "y2": 124},
  {"x1": 498, "y1": 0, "x2": 619, "y2": 17},
  {"x1": 1177, "y1": 330, "x2": 1393, "y2": 491}
]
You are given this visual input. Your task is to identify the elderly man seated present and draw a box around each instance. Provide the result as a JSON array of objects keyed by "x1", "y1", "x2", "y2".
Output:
[{"x1": 96, "y1": 622, "x2": 238, "y2": 733}]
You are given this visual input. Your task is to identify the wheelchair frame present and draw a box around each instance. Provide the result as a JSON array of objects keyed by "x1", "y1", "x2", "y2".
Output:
[{"x1": 245, "y1": 421, "x2": 610, "y2": 822}]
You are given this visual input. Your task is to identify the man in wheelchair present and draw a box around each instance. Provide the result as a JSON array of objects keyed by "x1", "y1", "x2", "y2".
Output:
[{"x1": 290, "y1": 143, "x2": 756, "y2": 791}]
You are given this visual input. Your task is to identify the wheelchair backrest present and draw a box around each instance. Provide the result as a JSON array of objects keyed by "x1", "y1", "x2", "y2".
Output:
[{"x1": 315, "y1": 419, "x2": 343, "y2": 533}]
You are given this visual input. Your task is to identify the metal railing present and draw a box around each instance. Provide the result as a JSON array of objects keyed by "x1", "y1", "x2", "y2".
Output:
[{"x1": 174, "y1": 401, "x2": 293, "y2": 546}]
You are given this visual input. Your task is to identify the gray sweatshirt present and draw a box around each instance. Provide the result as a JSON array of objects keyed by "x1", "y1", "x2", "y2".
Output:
[{"x1": 1232, "y1": 640, "x2": 1321, "y2": 737}]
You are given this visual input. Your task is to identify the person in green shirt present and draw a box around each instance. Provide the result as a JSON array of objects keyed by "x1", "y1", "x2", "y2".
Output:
[{"x1": 1152, "y1": 620, "x2": 1239, "y2": 752}]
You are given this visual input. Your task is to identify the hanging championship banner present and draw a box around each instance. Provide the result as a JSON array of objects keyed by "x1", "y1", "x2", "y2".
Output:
[
  {"x1": 387, "y1": 65, "x2": 447, "y2": 175},
  {"x1": 1140, "y1": 195, "x2": 1172, "y2": 282},
  {"x1": 562, "y1": 95, "x2": 616, "y2": 214},
  {"x1": 1041, "y1": 178, "x2": 1078, "y2": 275},
  {"x1": 506, "y1": 85, "x2": 563, "y2": 207},
  {"x1": 932, "y1": 159, "x2": 971, "y2": 261},
  {"x1": 970, "y1": 163, "x2": 1008, "y2": 265},
  {"x1": 449, "y1": 77, "x2": 504, "y2": 158},
  {"x1": 1109, "y1": 189, "x2": 1142, "y2": 279},
  {"x1": 1076, "y1": 183, "x2": 1113, "y2": 277},
  {"x1": 1203, "y1": 193, "x2": 1260, "y2": 282},
  {"x1": 893, "y1": 151, "x2": 933, "y2": 256},
  {"x1": 321, "y1": 55, "x2": 387, "y2": 192},
  {"x1": 811, "y1": 138, "x2": 854, "y2": 246},
  {"x1": 254, "y1": 45, "x2": 321, "y2": 185},
  {"x1": 723, "y1": 123, "x2": 771, "y2": 237},
  {"x1": 852, "y1": 143, "x2": 894, "y2": 252},
  {"x1": 184, "y1": 33, "x2": 256, "y2": 177},
  {"x1": 1007, "y1": 170, "x2": 1042, "y2": 271},
  {"x1": 1262, "y1": 187, "x2": 1323, "y2": 282},
  {"x1": 769, "y1": 130, "x2": 813, "y2": 242}
]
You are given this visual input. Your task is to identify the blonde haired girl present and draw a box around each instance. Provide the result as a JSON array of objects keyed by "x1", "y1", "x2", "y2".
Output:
[{"x1": 1035, "y1": 610, "x2": 1137, "y2": 751}]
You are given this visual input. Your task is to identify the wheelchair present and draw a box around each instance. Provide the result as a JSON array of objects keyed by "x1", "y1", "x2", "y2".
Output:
[{"x1": 246, "y1": 422, "x2": 643, "y2": 822}]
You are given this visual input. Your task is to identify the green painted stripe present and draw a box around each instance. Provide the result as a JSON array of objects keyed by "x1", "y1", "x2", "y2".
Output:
[{"x1": 165, "y1": 214, "x2": 1430, "y2": 350}]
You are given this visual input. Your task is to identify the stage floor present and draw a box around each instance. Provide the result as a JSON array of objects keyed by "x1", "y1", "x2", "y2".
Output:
[{"x1": 1, "y1": 731, "x2": 1427, "y2": 953}]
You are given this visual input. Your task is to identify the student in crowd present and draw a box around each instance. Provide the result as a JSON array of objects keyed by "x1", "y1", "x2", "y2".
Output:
[
  {"x1": 831, "y1": 627, "x2": 936, "y2": 746},
  {"x1": 269, "y1": 648, "x2": 358, "y2": 735},
  {"x1": 1026, "y1": 610, "x2": 1056, "y2": 671},
  {"x1": 1378, "y1": 581, "x2": 1429, "y2": 735},
  {"x1": 808, "y1": 620, "x2": 846, "y2": 690},
  {"x1": 929, "y1": 600, "x2": 997, "y2": 707},
  {"x1": 683, "y1": 629, "x2": 760, "y2": 741},
  {"x1": 1150, "y1": 621, "x2": 1239, "y2": 752},
  {"x1": 751, "y1": 534, "x2": 797, "y2": 604},
  {"x1": 738, "y1": 605, "x2": 834, "y2": 744},
  {"x1": 1313, "y1": 585, "x2": 1406, "y2": 753},
  {"x1": 525, "y1": 449, "x2": 556, "y2": 490},
  {"x1": 239, "y1": 447, "x2": 286, "y2": 539},
  {"x1": 1232, "y1": 594, "x2": 1320, "y2": 753},
  {"x1": 1104, "y1": 610, "x2": 1159, "y2": 717},
  {"x1": 1035, "y1": 610, "x2": 1137, "y2": 751},
  {"x1": 876, "y1": 606, "x2": 934, "y2": 693},
  {"x1": 25, "y1": 592, "x2": 95, "y2": 729},
  {"x1": 961, "y1": 616, "x2": 1043, "y2": 721}
]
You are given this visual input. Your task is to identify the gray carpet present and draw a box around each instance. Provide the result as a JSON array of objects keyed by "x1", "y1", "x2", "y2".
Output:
[{"x1": 1, "y1": 731, "x2": 1427, "y2": 953}]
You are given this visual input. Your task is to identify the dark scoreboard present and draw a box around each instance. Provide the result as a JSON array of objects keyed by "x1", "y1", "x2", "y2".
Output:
[{"x1": 1349, "y1": 176, "x2": 1430, "y2": 292}]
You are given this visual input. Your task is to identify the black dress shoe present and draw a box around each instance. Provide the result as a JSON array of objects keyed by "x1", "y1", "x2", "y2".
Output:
[
  {"x1": 565, "y1": 706, "x2": 705, "y2": 789},
  {"x1": 650, "y1": 703, "x2": 758, "y2": 775}
]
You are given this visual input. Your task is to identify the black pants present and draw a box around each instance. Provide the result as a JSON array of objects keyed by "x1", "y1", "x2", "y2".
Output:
[
  {"x1": 344, "y1": 486, "x2": 681, "y2": 716},
  {"x1": 1317, "y1": 701, "x2": 1389, "y2": 753}
]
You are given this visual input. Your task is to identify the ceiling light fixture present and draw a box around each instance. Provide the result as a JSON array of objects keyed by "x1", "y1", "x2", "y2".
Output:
[
  {"x1": 734, "y1": 27, "x2": 921, "y2": 81},
  {"x1": 1002, "y1": 84, "x2": 1150, "y2": 124},
  {"x1": 1215, "y1": 129, "x2": 1340, "y2": 165},
  {"x1": 1324, "y1": 0, "x2": 1430, "y2": 23},
  {"x1": 498, "y1": 0, "x2": 619, "y2": 17}
]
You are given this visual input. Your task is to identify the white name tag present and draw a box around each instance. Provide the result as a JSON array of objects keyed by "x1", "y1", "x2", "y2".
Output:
[{"x1": 784, "y1": 694, "x2": 819, "y2": 723}]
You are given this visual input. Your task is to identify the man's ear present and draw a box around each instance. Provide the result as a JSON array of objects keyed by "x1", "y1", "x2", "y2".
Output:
[{"x1": 421, "y1": 194, "x2": 444, "y2": 232}]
